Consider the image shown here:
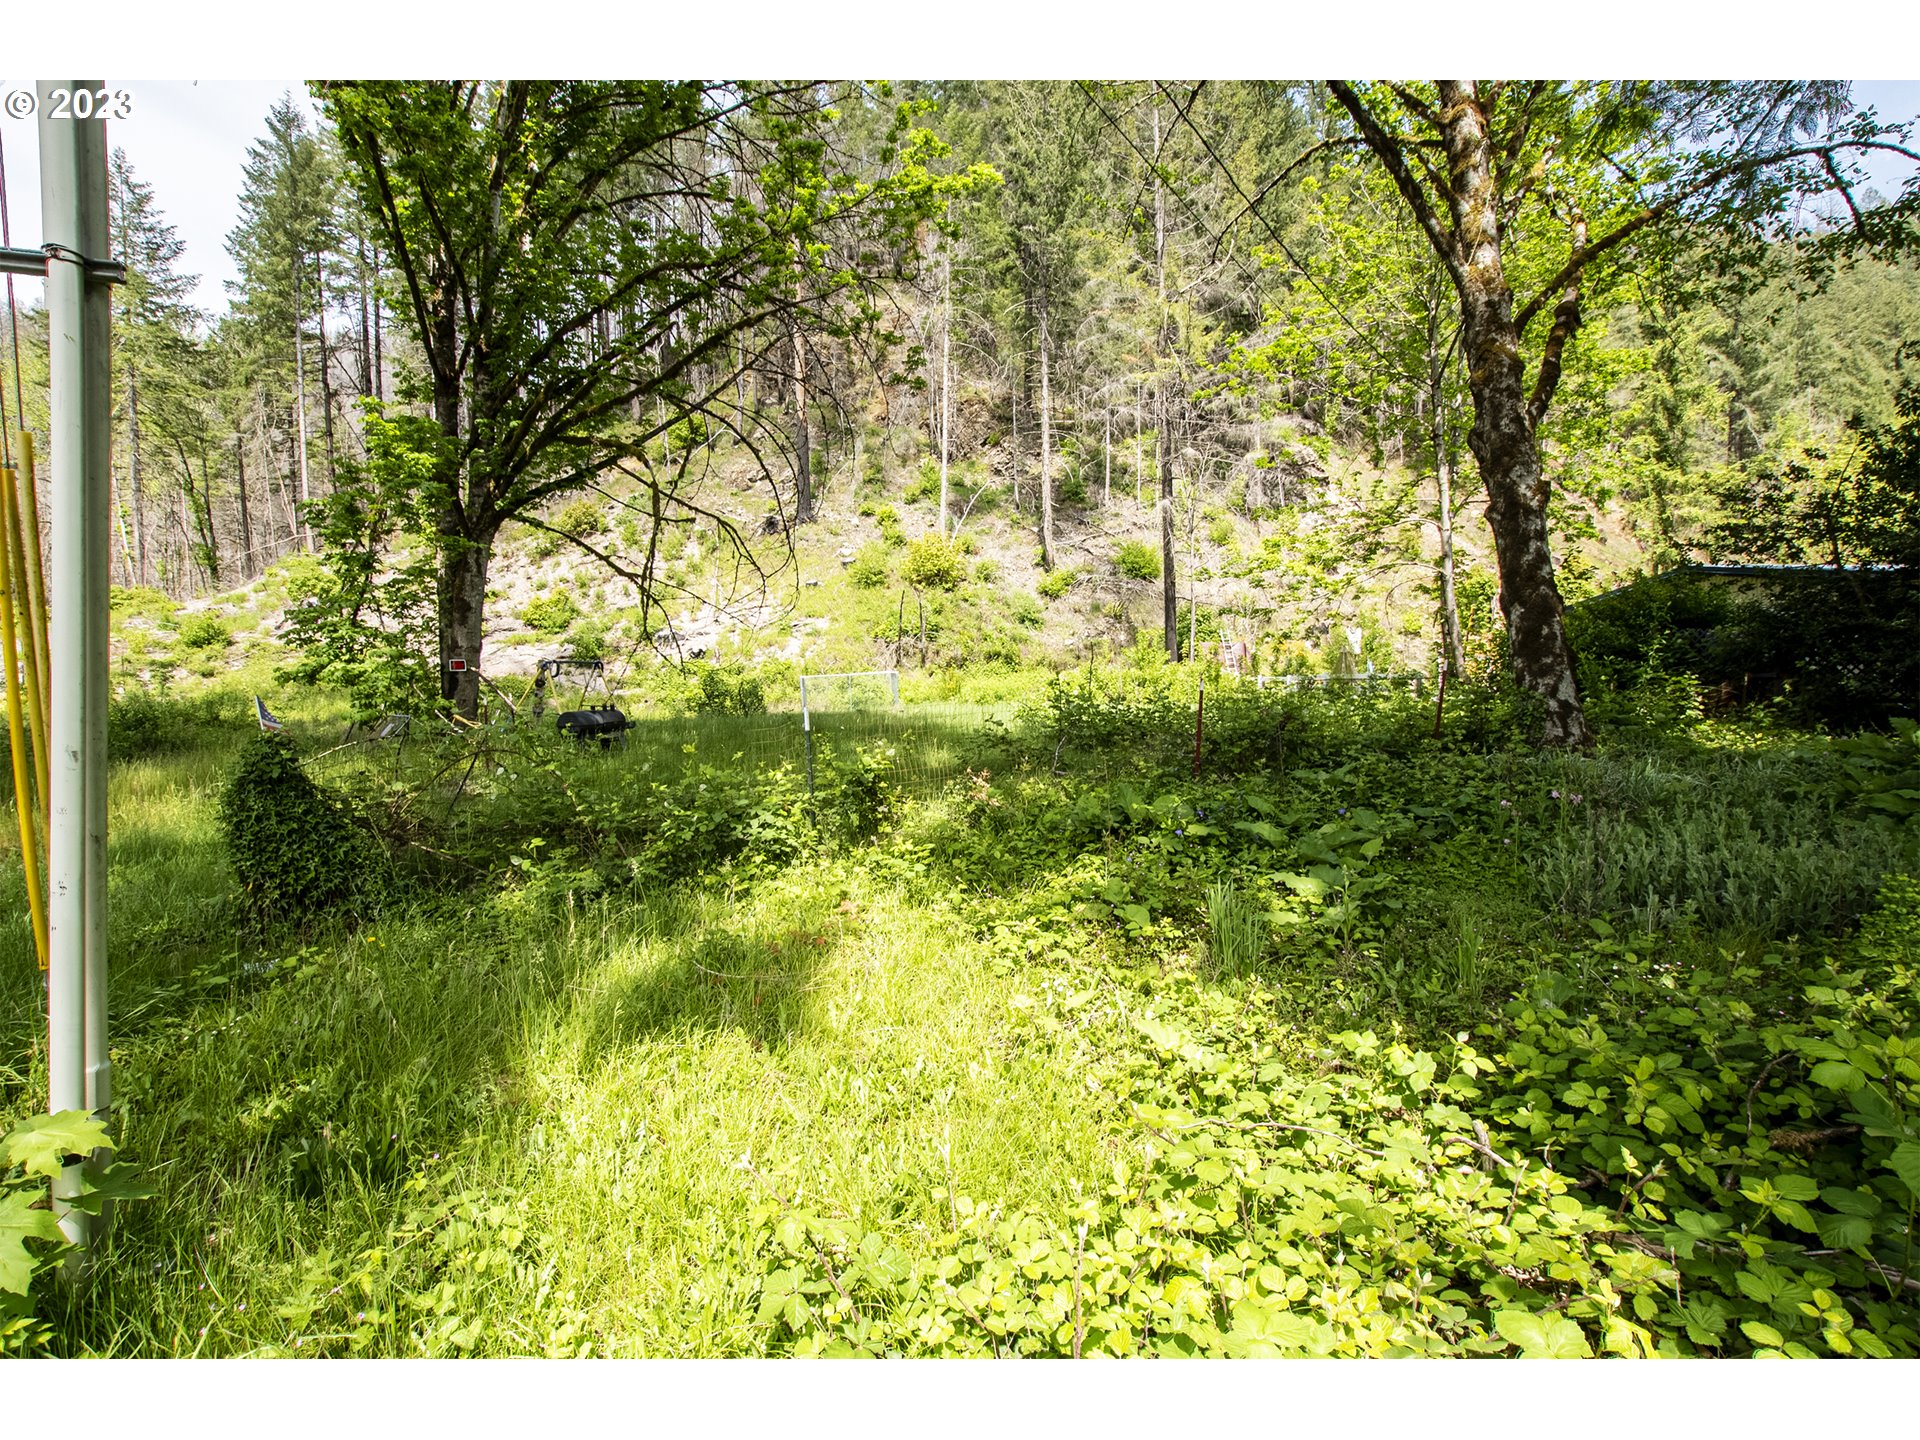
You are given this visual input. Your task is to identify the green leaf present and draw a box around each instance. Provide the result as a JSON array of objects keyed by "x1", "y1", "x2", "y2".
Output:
[
  {"x1": 1770, "y1": 1173, "x2": 1820, "y2": 1203},
  {"x1": 2, "y1": 1112, "x2": 112, "y2": 1179},
  {"x1": 1493, "y1": 1309, "x2": 1593, "y2": 1358},
  {"x1": 1888, "y1": 1142, "x2": 1920, "y2": 1198},
  {"x1": 0, "y1": 1190, "x2": 64, "y2": 1295},
  {"x1": 1232, "y1": 821, "x2": 1287, "y2": 847},
  {"x1": 65, "y1": 1163, "x2": 159, "y2": 1216},
  {"x1": 1135, "y1": 1016, "x2": 1188, "y2": 1053},
  {"x1": 1808, "y1": 1060, "x2": 1864, "y2": 1091},
  {"x1": 1814, "y1": 1211, "x2": 1875, "y2": 1253},
  {"x1": 1741, "y1": 1321, "x2": 1786, "y2": 1348},
  {"x1": 1275, "y1": 872, "x2": 1327, "y2": 902},
  {"x1": 1822, "y1": 1186, "x2": 1882, "y2": 1219},
  {"x1": 1228, "y1": 1298, "x2": 1318, "y2": 1354},
  {"x1": 1771, "y1": 1199, "x2": 1820, "y2": 1234}
]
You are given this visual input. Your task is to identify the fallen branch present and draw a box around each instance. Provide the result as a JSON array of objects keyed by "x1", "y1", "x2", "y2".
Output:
[{"x1": 1443, "y1": 1126, "x2": 1523, "y2": 1171}]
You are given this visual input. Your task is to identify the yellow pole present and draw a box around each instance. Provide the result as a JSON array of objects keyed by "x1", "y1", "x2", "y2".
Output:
[
  {"x1": 0, "y1": 462, "x2": 49, "y2": 969},
  {"x1": 5, "y1": 438, "x2": 50, "y2": 828},
  {"x1": 17, "y1": 434, "x2": 51, "y2": 799}
]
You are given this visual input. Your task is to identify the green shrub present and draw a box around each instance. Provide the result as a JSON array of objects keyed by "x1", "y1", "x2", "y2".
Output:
[
  {"x1": 217, "y1": 730, "x2": 383, "y2": 922},
  {"x1": 817, "y1": 739, "x2": 896, "y2": 842},
  {"x1": 847, "y1": 545, "x2": 890, "y2": 589},
  {"x1": 521, "y1": 591, "x2": 581, "y2": 635},
  {"x1": 1011, "y1": 593, "x2": 1043, "y2": 628},
  {"x1": 695, "y1": 663, "x2": 767, "y2": 716},
  {"x1": 666, "y1": 412, "x2": 710, "y2": 453},
  {"x1": 1055, "y1": 462, "x2": 1088, "y2": 507},
  {"x1": 566, "y1": 618, "x2": 609, "y2": 661},
  {"x1": 1115, "y1": 540, "x2": 1161, "y2": 580},
  {"x1": 1037, "y1": 567, "x2": 1075, "y2": 601},
  {"x1": 974, "y1": 558, "x2": 1000, "y2": 584},
  {"x1": 108, "y1": 687, "x2": 241, "y2": 760},
  {"x1": 858, "y1": 501, "x2": 899, "y2": 525},
  {"x1": 108, "y1": 585, "x2": 177, "y2": 625},
  {"x1": 901, "y1": 535, "x2": 964, "y2": 591},
  {"x1": 554, "y1": 497, "x2": 607, "y2": 536},
  {"x1": 177, "y1": 614, "x2": 233, "y2": 651},
  {"x1": 901, "y1": 461, "x2": 939, "y2": 504}
]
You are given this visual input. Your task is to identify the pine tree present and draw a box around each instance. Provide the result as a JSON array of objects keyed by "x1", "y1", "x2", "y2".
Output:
[
  {"x1": 226, "y1": 95, "x2": 340, "y2": 550},
  {"x1": 109, "y1": 148, "x2": 207, "y2": 591}
]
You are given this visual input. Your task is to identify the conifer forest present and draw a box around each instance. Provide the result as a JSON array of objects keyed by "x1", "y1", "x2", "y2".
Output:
[{"x1": 3, "y1": 79, "x2": 1920, "y2": 1362}]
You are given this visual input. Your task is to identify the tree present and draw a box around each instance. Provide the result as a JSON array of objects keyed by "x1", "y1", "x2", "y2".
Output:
[
  {"x1": 226, "y1": 95, "x2": 341, "y2": 552},
  {"x1": 1236, "y1": 161, "x2": 1477, "y2": 675},
  {"x1": 1325, "y1": 81, "x2": 1920, "y2": 746},
  {"x1": 109, "y1": 148, "x2": 212, "y2": 590},
  {"x1": 988, "y1": 81, "x2": 1096, "y2": 571},
  {"x1": 320, "y1": 81, "x2": 978, "y2": 719}
]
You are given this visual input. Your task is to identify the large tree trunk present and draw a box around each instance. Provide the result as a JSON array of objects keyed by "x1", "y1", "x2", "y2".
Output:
[
  {"x1": 432, "y1": 307, "x2": 487, "y2": 722},
  {"x1": 1436, "y1": 82, "x2": 1591, "y2": 748},
  {"x1": 437, "y1": 523, "x2": 491, "y2": 721}
]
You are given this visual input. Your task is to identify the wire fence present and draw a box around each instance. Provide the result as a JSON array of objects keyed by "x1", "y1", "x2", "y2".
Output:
[{"x1": 614, "y1": 701, "x2": 1015, "y2": 798}]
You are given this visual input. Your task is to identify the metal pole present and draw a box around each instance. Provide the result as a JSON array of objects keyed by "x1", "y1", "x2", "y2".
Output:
[
  {"x1": 800, "y1": 676, "x2": 814, "y2": 797},
  {"x1": 41, "y1": 80, "x2": 113, "y2": 1255}
]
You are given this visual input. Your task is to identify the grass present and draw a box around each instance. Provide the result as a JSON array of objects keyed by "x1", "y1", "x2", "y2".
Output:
[
  {"x1": 6, "y1": 670, "x2": 1919, "y2": 1357},
  {"x1": 4, "y1": 713, "x2": 1112, "y2": 1356}
]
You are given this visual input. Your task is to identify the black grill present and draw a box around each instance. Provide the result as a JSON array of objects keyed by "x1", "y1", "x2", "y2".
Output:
[{"x1": 555, "y1": 707, "x2": 632, "y2": 748}]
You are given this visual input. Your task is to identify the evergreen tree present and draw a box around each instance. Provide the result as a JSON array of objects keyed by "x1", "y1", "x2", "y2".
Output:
[
  {"x1": 226, "y1": 95, "x2": 340, "y2": 549},
  {"x1": 109, "y1": 148, "x2": 209, "y2": 590}
]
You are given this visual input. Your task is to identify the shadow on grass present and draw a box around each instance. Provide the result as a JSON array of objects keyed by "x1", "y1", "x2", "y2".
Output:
[{"x1": 574, "y1": 888, "x2": 850, "y2": 1057}]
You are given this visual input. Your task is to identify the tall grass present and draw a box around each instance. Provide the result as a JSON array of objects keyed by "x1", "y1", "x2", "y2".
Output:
[
  {"x1": 1526, "y1": 751, "x2": 1913, "y2": 935},
  {"x1": 7, "y1": 719, "x2": 1110, "y2": 1356}
]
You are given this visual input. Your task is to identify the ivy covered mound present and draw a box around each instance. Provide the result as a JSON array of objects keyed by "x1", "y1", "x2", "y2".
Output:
[{"x1": 745, "y1": 879, "x2": 1920, "y2": 1357}]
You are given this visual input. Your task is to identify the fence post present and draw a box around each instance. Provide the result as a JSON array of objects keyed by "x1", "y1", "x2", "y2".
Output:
[{"x1": 800, "y1": 675, "x2": 815, "y2": 796}]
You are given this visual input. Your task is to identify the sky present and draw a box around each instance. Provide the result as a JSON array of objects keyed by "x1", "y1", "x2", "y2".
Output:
[
  {"x1": 0, "y1": 77, "x2": 1916, "y2": 325},
  {"x1": 0, "y1": 79, "x2": 319, "y2": 319}
]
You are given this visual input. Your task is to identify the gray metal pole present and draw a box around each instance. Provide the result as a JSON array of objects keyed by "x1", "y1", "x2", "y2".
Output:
[{"x1": 40, "y1": 80, "x2": 113, "y2": 1254}]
